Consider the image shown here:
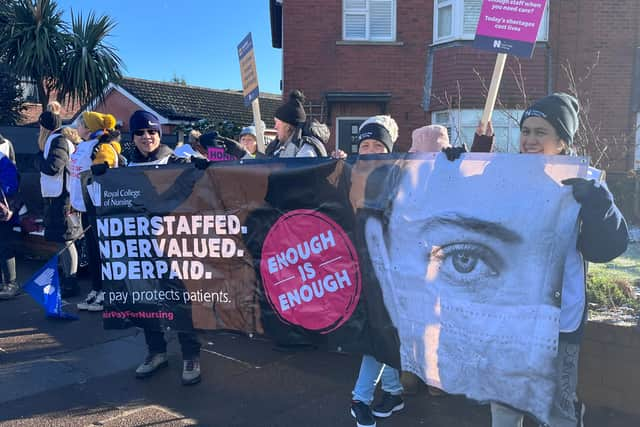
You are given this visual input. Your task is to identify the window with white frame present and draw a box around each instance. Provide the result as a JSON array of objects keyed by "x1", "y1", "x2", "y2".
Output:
[
  {"x1": 343, "y1": 0, "x2": 396, "y2": 41},
  {"x1": 433, "y1": 0, "x2": 549, "y2": 44},
  {"x1": 432, "y1": 109, "x2": 525, "y2": 153}
]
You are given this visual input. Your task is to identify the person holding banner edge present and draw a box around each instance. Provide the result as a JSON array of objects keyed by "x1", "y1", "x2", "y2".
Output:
[
  {"x1": 452, "y1": 93, "x2": 628, "y2": 426},
  {"x1": 121, "y1": 110, "x2": 202, "y2": 385},
  {"x1": 497, "y1": 93, "x2": 626, "y2": 427}
]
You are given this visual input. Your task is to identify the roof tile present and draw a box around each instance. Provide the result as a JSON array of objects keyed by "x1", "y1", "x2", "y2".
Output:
[{"x1": 119, "y1": 77, "x2": 281, "y2": 128}]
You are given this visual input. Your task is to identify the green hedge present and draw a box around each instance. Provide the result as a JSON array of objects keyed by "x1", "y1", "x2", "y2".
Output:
[{"x1": 586, "y1": 271, "x2": 639, "y2": 311}]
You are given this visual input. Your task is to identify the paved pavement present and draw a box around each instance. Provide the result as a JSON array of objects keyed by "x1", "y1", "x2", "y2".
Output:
[{"x1": 1, "y1": 257, "x2": 638, "y2": 427}]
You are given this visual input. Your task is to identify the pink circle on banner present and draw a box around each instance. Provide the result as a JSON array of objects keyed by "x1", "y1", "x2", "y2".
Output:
[{"x1": 260, "y1": 209, "x2": 361, "y2": 333}]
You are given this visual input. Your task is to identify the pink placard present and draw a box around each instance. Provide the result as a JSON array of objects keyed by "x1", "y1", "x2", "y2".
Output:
[
  {"x1": 207, "y1": 147, "x2": 236, "y2": 162},
  {"x1": 476, "y1": 0, "x2": 546, "y2": 43}
]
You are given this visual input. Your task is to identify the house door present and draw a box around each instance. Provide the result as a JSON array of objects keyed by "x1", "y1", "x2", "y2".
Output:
[{"x1": 337, "y1": 118, "x2": 366, "y2": 154}]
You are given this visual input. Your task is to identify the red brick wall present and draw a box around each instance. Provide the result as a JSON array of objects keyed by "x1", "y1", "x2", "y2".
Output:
[
  {"x1": 281, "y1": 0, "x2": 639, "y2": 169},
  {"x1": 579, "y1": 321, "x2": 640, "y2": 415},
  {"x1": 332, "y1": 103, "x2": 382, "y2": 119},
  {"x1": 429, "y1": 45, "x2": 548, "y2": 110},
  {"x1": 93, "y1": 90, "x2": 139, "y2": 129},
  {"x1": 550, "y1": 0, "x2": 640, "y2": 170},
  {"x1": 282, "y1": 0, "x2": 431, "y2": 151}
]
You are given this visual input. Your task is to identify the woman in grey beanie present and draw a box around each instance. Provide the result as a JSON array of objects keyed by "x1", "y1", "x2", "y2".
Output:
[{"x1": 470, "y1": 93, "x2": 628, "y2": 427}]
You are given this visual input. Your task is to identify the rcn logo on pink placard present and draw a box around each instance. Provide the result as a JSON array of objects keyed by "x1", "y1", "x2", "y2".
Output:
[{"x1": 260, "y1": 209, "x2": 361, "y2": 333}]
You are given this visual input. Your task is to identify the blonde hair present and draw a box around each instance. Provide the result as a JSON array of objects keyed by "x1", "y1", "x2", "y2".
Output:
[
  {"x1": 47, "y1": 101, "x2": 62, "y2": 115},
  {"x1": 38, "y1": 128, "x2": 51, "y2": 151},
  {"x1": 61, "y1": 127, "x2": 82, "y2": 144}
]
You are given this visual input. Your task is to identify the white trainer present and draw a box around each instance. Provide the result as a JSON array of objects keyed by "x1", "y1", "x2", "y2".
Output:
[
  {"x1": 86, "y1": 291, "x2": 105, "y2": 312},
  {"x1": 77, "y1": 290, "x2": 98, "y2": 310},
  {"x1": 135, "y1": 353, "x2": 169, "y2": 378},
  {"x1": 182, "y1": 358, "x2": 201, "y2": 385}
]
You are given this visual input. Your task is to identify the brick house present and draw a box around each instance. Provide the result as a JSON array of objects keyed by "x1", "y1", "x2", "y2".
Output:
[
  {"x1": 75, "y1": 77, "x2": 280, "y2": 142},
  {"x1": 3, "y1": 77, "x2": 282, "y2": 218},
  {"x1": 11, "y1": 77, "x2": 281, "y2": 163},
  {"x1": 270, "y1": 0, "x2": 640, "y2": 171}
]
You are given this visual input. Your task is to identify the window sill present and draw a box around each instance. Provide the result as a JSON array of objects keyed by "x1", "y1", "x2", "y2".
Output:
[
  {"x1": 431, "y1": 36, "x2": 475, "y2": 47},
  {"x1": 430, "y1": 38, "x2": 550, "y2": 48},
  {"x1": 336, "y1": 40, "x2": 404, "y2": 46}
]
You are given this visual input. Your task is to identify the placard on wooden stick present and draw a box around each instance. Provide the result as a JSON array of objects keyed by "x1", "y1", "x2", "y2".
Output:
[
  {"x1": 237, "y1": 32, "x2": 265, "y2": 153},
  {"x1": 473, "y1": 0, "x2": 548, "y2": 125}
]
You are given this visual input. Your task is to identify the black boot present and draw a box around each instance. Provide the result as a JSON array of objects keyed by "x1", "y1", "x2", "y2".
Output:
[{"x1": 61, "y1": 276, "x2": 79, "y2": 298}]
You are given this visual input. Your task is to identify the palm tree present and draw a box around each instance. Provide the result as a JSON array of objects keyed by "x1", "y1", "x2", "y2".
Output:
[
  {"x1": 57, "y1": 10, "x2": 123, "y2": 108},
  {"x1": 0, "y1": 0, "x2": 67, "y2": 111},
  {"x1": 0, "y1": 0, "x2": 123, "y2": 111}
]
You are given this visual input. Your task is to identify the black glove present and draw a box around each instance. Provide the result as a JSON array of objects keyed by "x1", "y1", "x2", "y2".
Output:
[
  {"x1": 193, "y1": 157, "x2": 210, "y2": 170},
  {"x1": 561, "y1": 178, "x2": 598, "y2": 204},
  {"x1": 442, "y1": 144, "x2": 468, "y2": 161},
  {"x1": 219, "y1": 136, "x2": 246, "y2": 158},
  {"x1": 90, "y1": 163, "x2": 108, "y2": 176},
  {"x1": 470, "y1": 134, "x2": 493, "y2": 152}
]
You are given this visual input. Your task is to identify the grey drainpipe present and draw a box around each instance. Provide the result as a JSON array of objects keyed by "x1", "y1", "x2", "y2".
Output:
[
  {"x1": 423, "y1": 46, "x2": 434, "y2": 119},
  {"x1": 546, "y1": 43, "x2": 553, "y2": 96}
]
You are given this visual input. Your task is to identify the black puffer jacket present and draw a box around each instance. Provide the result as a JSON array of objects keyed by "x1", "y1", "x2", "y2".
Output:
[{"x1": 40, "y1": 133, "x2": 82, "y2": 242}]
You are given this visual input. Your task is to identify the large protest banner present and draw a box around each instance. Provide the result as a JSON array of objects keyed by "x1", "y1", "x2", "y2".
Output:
[{"x1": 90, "y1": 154, "x2": 587, "y2": 423}]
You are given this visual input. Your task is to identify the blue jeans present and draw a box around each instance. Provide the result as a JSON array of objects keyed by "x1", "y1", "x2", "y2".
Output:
[{"x1": 352, "y1": 354, "x2": 403, "y2": 404}]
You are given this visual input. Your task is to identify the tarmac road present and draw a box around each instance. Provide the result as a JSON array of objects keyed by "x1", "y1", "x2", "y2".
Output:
[{"x1": 0, "y1": 258, "x2": 637, "y2": 427}]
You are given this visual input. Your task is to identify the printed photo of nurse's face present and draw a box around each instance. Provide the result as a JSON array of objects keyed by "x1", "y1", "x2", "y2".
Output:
[{"x1": 362, "y1": 153, "x2": 584, "y2": 419}]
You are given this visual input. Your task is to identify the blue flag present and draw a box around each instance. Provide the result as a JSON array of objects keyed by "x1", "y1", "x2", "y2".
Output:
[{"x1": 23, "y1": 255, "x2": 78, "y2": 320}]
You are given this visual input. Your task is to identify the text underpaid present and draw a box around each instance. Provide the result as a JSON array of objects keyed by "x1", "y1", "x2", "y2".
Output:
[{"x1": 97, "y1": 214, "x2": 248, "y2": 281}]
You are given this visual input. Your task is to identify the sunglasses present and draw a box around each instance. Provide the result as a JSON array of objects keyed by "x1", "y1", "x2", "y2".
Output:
[{"x1": 133, "y1": 129, "x2": 159, "y2": 136}]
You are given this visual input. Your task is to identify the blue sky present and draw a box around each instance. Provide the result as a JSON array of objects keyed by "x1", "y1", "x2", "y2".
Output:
[{"x1": 55, "y1": 0, "x2": 283, "y2": 94}]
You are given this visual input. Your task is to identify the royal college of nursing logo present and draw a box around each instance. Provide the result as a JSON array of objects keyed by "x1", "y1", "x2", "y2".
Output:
[
  {"x1": 87, "y1": 181, "x2": 102, "y2": 207},
  {"x1": 34, "y1": 267, "x2": 56, "y2": 296}
]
